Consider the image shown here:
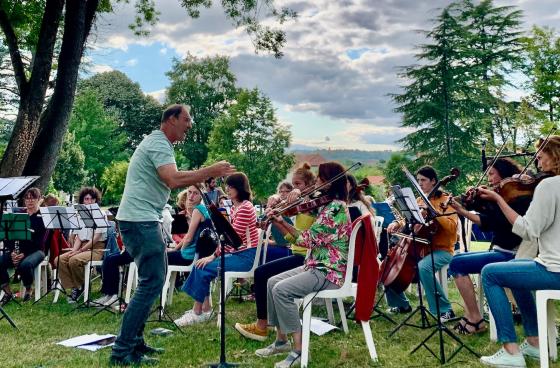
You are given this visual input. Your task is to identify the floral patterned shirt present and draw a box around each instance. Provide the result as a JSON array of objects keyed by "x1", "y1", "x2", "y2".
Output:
[{"x1": 292, "y1": 200, "x2": 352, "y2": 287}]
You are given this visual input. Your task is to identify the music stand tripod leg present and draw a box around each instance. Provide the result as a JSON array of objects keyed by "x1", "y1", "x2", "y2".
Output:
[{"x1": 0, "y1": 305, "x2": 17, "y2": 329}]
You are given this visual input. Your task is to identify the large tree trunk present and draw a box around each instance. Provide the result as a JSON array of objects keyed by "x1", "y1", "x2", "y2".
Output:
[
  {"x1": 0, "y1": 0, "x2": 64, "y2": 177},
  {"x1": 22, "y1": 0, "x2": 99, "y2": 190}
]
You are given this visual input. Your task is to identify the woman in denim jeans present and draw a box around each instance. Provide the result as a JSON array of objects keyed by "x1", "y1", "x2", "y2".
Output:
[
  {"x1": 478, "y1": 135, "x2": 560, "y2": 368},
  {"x1": 448, "y1": 158, "x2": 531, "y2": 335}
]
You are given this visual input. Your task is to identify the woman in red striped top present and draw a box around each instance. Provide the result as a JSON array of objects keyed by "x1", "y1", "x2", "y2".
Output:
[{"x1": 175, "y1": 172, "x2": 260, "y2": 326}]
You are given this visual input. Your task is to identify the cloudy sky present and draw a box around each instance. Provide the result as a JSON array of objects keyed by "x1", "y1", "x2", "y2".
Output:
[{"x1": 87, "y1": 0, "x2": 560, "y2": 151}]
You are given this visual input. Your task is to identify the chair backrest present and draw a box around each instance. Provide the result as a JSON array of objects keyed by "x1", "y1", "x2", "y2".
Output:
[
  {"x1": 464, "y1": 217, "x2": 473, "y2": 251},
  {"x1": 260, "y1": 224, "x2": 272, "y2": 264},
  {"x1": 248, "y1": 226, "x2": 270, "y2": 272},
  {"x1": 341, "y1": 216, "x2": 365, "y2": 289}
]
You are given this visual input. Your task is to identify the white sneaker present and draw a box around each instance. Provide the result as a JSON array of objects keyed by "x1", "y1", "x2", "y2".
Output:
[
  {"x1": 174, "y1": 310, "x2": 212, "y2": 327},
  {"x1": 519, "y1": 340, "x2": 540, "y2": 360},
  {"x1": 255, "y1": 341, "x2": 292, "y2": 357},
  {"x1": 103, "y1": 294, "x2": 118, "y2": 306},
  {"x1": 92, "y1": 295, "x2": 110, "y2": 305},
  {"x1": 480, "y1": 347, "x2": 526, "y2": 368},
  {"x1": 275, "y1": 351, "x2": 301, "y2": 368}
]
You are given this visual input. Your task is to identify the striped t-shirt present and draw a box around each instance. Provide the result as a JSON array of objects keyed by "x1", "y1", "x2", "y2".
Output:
[{"x1": 217, "y1": 200, "x2": 259, "y2": 255}]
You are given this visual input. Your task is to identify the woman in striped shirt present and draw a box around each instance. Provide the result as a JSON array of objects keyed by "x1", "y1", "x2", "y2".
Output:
[{"x1": 175, "y1": 172, "x2": 259, "y2": 326}]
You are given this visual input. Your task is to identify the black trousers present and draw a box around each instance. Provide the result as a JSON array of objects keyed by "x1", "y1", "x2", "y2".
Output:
[{"x1": 253, "y1": 254, "x2": 305, "y2": 320}]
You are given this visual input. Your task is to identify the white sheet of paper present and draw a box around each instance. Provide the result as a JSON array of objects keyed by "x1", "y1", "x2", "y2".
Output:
[
  {"x1": 57, "y1": 334, "x2": 116, "y2": 348},
  {"x1": 77, "y1": 342, "x2": 115, "y2": 351},
  {"x1": 307, "y1": 318, "x2": 339, "y2": 336}
]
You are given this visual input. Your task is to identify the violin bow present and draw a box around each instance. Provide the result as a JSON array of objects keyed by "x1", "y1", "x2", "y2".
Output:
[
  {"x1": 475, "y1": 137, "x2": 509, "y2": 188},
  {"x1": 520, "y1": 127, "x2": 558, "y2": 176}
]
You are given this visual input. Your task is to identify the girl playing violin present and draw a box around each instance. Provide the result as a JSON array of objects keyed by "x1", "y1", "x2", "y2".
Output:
[
  {"x1": 234, "y1": 163, "x2": 317, "y2": 342},
  {"x1": 386, "y1": 166, "x2": 458, "y2": 321},
  {"x1": 447, "y1": 158, "x2": 532, "y2": 335},
  {"x1": 478, "y1": 135, "x2": 560, "y2": 368},
  {"x1": 254, "y1": 162, "x2": 351, "y2": 368}
]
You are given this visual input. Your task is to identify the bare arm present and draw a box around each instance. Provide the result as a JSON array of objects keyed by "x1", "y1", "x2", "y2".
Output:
[
  {"x1": 157, "y1": 161, "x2": 236, "y2": 189},
  {"x1": 178, "y1": 210, "x2": 203, "y2": 250},
  {"x1": 477, "y1": 188, "x2": 519, "y2": 225}
]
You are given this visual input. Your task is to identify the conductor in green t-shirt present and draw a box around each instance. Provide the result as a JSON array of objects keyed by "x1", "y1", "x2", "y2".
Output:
[{"x1": 110, "y1": 104, "x2": 235, "y2": 366}]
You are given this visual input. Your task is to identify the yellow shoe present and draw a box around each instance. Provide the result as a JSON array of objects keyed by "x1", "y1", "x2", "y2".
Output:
[{"x1": 235, "y1": 322, "x2": 268, "y2": 342}]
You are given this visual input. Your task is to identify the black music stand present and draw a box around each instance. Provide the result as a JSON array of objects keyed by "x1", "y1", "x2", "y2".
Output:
[
  {"x1": 0, "y1": 175, "x2": 38, "y2": 329},
  {"x1": 69, "y1": 203, "x2": 110, "y2": 313},
  {"x1": 399, "y1": 168, "x2": 478, "y2": 363},
  {"x1": 34, "y1": 206, "x2": 81, "y2": 304},
  {"x1": 386, "y1": 185, "x2": 433, "y2": 335}
]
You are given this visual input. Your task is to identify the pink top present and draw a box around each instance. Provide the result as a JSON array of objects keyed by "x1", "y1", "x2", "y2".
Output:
[{"x1": 216, "y1": 200, "x2": 258, "y2": 255}]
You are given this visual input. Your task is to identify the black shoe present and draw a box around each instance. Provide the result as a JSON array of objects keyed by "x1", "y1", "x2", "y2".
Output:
[
  {"x1": 0, "y1": 292, "x2": 13, "y2": 306},
  {"x1": 135, "y1": 344, "x2": 165, "y2": 355},
  {"x1": 387, "y1": 306, "x2": 412, "y2": 315},
  {"x1": 22, "y1": 292, "x2": 32, "y2": 302},
  {"x1": 109, "y1": 353, "x2": 159, "y2": 366}
]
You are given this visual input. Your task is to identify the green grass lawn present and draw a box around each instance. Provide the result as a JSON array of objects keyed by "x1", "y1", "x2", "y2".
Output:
[{"x1": 0, "y1": 249, "x2": 555, "y2": 368}]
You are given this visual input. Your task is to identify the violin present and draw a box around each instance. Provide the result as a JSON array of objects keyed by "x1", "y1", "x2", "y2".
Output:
[{"x1": 257, "y1": 194, "x2": 331, "y2": 229}]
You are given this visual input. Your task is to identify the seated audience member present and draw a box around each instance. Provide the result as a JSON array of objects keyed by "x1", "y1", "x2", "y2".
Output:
[
  {"x1": 0, "y1": 187, "x2": 47, "y2": 304},
  {"x1": 235, "y1": 163, "x2": 316, "y2": 341},
  {"x1": 254, "y1": 162, "x2": 351, "y2": 368},
  {"x1": 41, "y1": 194, "x2": 59, "y2": 207},
  {"x1": 265, "y1": 181, "x2": 295, "y2": 258},
  {"x1": 54, "y1": 187, "x2": 107, "y2": 303},
  {"x1": 205, "y1": 177, "x2": 225, "y2": 205},
  {"x1": 479, "y1": 136, "x2": 560, "y2": 368},
  {"x1": 447, "y1": 158, "x2": 531, "y2": 334},
  {"x1": 174, "y1": 172, "x2": 258, "y2": 326}
]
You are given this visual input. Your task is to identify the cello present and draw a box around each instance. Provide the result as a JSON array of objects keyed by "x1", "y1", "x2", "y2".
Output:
[{"x1": 379, "y1": 168, "x2": 459, "y2": 293}]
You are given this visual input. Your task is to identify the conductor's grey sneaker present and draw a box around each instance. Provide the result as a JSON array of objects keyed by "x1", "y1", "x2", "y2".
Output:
[{"x1": 255, "y1": 340, "x2": 292, "y2": 357}]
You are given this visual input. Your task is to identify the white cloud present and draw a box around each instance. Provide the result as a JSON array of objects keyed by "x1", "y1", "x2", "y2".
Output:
[
  {"x1": 146, "y1": 89, "x2": 166, "y2": 103},
  {"x1": 90, "y1": 64, "x2": 114, "y2": 74},
  {"x1": 160, "y1": 47, "x2": 167, "y2": 54},
  {"x1": 125, "y1": 58, "x2": 138, "y2": 66}
]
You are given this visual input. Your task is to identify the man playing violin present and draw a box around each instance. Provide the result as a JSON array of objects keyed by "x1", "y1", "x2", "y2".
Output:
[
  {"x1": 478, "y1": 135, "x2": 560, "y2": 368},
  {"x1": 447, "y1": 158, "x2": 532, "y2": 335},
  {"x1": 386, "y1": 166, "x2": 458, "y2": 321}
]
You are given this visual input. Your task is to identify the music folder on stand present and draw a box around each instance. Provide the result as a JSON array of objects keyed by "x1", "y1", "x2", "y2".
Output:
[
  {"x1": 34, "y1": 205, "x2": 82, "y2": 304},
  {"x1": 0, "y1": 175, "x2": 39, "y2": 329}
]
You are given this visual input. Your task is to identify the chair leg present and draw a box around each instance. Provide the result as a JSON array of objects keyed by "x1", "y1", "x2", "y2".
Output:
[
  {"x1": 167, "y1": 272, "x2": 177, "y2": 306},
  {"x1": 337, "y1": 298, "x2": 348, "y2": 334},
  {"x1": 547, "y1": 300, "x2": 557, "y2": 361},
  {"x1": 489, "y1": 309, "x2": 497, "y2": 342},
  {"x1": 325, "y1": 298, "x2": 335, "y2": 325},
  {"x1": 34, "y1": 265, "x2": 41, "y2": 301},
  {"x1": 53, "y1": 269, "x2": 60, "y2": 304},
  {"x1": 83, "y1": 262, "x2": 91, "y2": 303},
  {"x1": 161, "y1": 270, "x2": 173, "y2": 311},
  {"x1": 537, "y1": 295, "x2": 549, "y2": 368},
  {"x1": 125, "y1": 263, "x2": 136, "y2": 303},
  {"x1": 301, "y1": 297, "x2": 313, "y2": 368},
  {"x1": 361, "y1": 320, "x2": 378, "y2": 361}
]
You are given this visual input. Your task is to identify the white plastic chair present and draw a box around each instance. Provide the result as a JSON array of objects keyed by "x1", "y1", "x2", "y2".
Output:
[
  {"x1": 436, "y1": 264, "x2": 449, "y2": 298},
  {"x1": 13, "y1": 257, "x2": 49, "y2": 301},
  {"x1": 373, "y1": 216, "x2": 384, "y2": 242},
  {"x1": 536, "y1": 290, "x2": 560, "y2": 368},
  {"x1": 161, "y1": 253, "x2": 200, "y2": 308},
  {"x1": 124, "y1": 262, "x2": 138, "y2": 304},
  {"x1": 83, "y1": 259, "x2": 103, "y2": 302},
  {"x1": 301, "y1": 216, "x2": 378, "y2": 367}
]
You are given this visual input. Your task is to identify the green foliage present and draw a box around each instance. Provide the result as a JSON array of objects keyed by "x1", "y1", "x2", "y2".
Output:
[
  {"x1": 78, "y1": 71, "x2": 162, "y2": 148},
  {"x1": 383, "y1": 153, "x2": 417, "y2": 188},
  {"x1": 100, "y1": 160, "x2": 129, "y2": 205},
  {"x1": 523, "y1": 26, "x2": 560, "y2": 124},
  {"x1": 68, "y1": 89, "x2": 128, "y2": 187},
  {"x1": 0, "y1": 0, "x2": 46, "y2": 52},
  {"x1": 52, "y1": 132, "x2": 87, "y2": 194},
  {"x1": 207, "y1": 88, "x2": 294, "y2": 201},
  {"x1": 166, "y1": 55, "x2": 238, "y2": 169}
]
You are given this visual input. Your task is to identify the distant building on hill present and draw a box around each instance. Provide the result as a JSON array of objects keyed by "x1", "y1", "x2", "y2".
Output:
[{"x1": 366, "y1": 175, "x2": 386, "y2": 186}]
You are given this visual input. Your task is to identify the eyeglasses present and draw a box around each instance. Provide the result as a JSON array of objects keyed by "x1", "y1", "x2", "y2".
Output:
[{"x1": 24, "y1": 197, "x2": 38, "y2": 201}]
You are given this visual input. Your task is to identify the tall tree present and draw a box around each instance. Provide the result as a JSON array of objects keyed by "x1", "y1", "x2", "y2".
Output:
[
  {"x1": 0, "y1": 0, "x2": 294, "y2": 190},
  {"x1": 68, "y1": 89, "x2": 127, "y2": 186},
  {"x1": 207, "y1": 88, "x2": 293, "y2": 201},
  {"x1": 166, "y1": 55, "x2": 238, "y2": 168},
  {"x1": 52, "y1": 131, "x2": 87, "y2": 194},
  {"x1": 523, "y1": 26, "x2": 560, "y2": 125},
  {"x1": 457, "y1": 0, "x2": 524, "y2": 147},
  {"x1": 78, "y1": 70, "x2": 162, "y2": 148},
  {"x1": 392, "y1": 6, "x2": 479, "y2": 184}
]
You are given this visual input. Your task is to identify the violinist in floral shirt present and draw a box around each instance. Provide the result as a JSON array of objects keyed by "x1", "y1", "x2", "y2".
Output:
[{"x1": 254, "y1": 162, "x2": 351, "y2": 368}]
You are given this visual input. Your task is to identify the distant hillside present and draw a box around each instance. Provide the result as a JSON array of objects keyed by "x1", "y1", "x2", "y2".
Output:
[{"x1": 290, "y1": 149, "x2": 395, "y2": 164}]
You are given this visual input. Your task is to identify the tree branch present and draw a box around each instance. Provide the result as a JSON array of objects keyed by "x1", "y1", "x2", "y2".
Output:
[{"x1": 0, "y1": 7, "x2": 28, "y2": 96}]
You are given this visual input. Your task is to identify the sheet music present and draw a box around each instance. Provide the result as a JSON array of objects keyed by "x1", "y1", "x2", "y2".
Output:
[
  {"x1": 391, "y1": 185, "x2": 426, "y2": 226},
  {"x1": 0, "y1": 176, "x2": 39, "y2": 199},
  {"x1": 74, "y1": 203, "x2": 110, "y2": 229},
  {"x1": 39, "y1": 206, "x2": 81, "y2": 230}
]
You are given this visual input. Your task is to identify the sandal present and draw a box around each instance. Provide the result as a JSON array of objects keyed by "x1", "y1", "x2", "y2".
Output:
[
  {"x1": 453, "y1": 317, "x2": 469, "y2": 332},
  {"x1": 455, "y1": 318, "x2": 487, "y2": 335}
]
